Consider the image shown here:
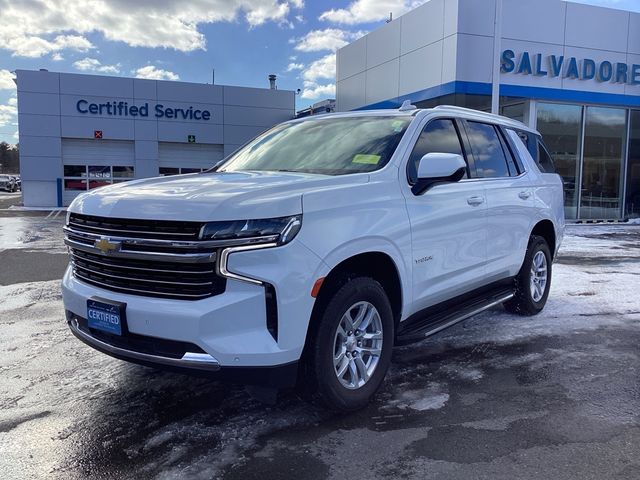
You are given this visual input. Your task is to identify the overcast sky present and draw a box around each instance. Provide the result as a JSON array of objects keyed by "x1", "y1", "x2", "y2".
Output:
[{"x1": 0, "y1": 0, "x2": 639, "y2": 144}]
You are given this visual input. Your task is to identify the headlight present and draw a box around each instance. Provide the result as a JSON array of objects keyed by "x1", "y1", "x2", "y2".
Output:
[{"x1": 199, "y1": 215, "x2": 302, "y2": 245}]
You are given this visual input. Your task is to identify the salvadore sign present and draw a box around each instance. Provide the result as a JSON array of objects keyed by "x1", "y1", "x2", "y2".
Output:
[
  {"x1": 76, "y1": 99, "x2": 212, "y2": 120},
  {"x1": 501, "y1": 50, "x2": 640, "y2": 85}
]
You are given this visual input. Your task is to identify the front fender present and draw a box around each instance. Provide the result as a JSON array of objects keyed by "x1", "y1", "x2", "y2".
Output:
[{"x1": 299, "y1": 176, "x2": 413, "y2": 318}]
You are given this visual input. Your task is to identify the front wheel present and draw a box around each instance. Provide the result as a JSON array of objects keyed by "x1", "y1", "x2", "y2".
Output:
[
  {"x1": 504, "y1": 235, "x2": 552, "y2": 316},
  {"x1": 309, "y1": 277, "x2": 394, "y2": 411}
]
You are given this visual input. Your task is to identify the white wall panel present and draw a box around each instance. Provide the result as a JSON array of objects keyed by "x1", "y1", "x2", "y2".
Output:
[
  {"x1": 457, "y1": 0, "x2": 496, "y2": 37},
  {"x1": 16, "y1": 70, "x2": 59, "y2": 94},
  {"x1": 157, "y1": 81, "x2": 223, "y2": 104},
  {"x1": 443, "y1": 0, "x2": 459, "y2": 38},
  {"x1": 565, "y1": 2, "x2": 629, "y2": 53},
  {"x1": 224, "y1": 105, "x2": 291, "y2": 127},
  {"x1": 20, "y1": 135, "x2": 61, "y2": 157},
  {"x1": 400, "y1": 0, "x2": 445, "y2": 55},
  {"x1": 60, "y1": 73, "x2": 133, "y2": 97},
  {"x1": 455, "y1": 34, "x2": 494, "y2": 83},
  {"x1": 399, "y1": 41, "x2": 443, "y2": 97},
  {"x1": 365, "y1": 59, "x2": 400, "y2": 105},
  {"x1": 61, "y1": 116, "x2": 135, "y2": 140},
  {"x1": 336, "y1": 72, "x2": 366, "y2": 111},
  {"x1": 135, "y1": 140, "x2": 158, "y2": 160},
  {"x1": 133, "y1": 78, "x2": 157, "y2": 100},
  {"x1": 366, "y1": 18, "x2": 401, "y2": 69},
  {"x1": 133, "y1": 120, "x2": 158, "y2": 141},
  {"x1": 441, "y1": 35, "x2": 458, "y2": 84},
  {"x1": 19, "y1": 156, "x2": 63, "y2": 181},
  {"x1": 135, "y1": 159, "x2": 159, "y2": 178},
  {"x1": 337, "y1": 37, "x2": 367, "y2": 81},
  {"x1": 21, "y1": 181, "x2": 58, "y2": 207},
  {"x1": 18, "y1": 92, "x2": 60, "y2": 115},
  {"x1": 223, "y1": 125, "x2": 267, "y2": 145},
  {"x1": 18, "y1": 114, "x2": 60, "y2": 137},
  {"x1": 223, "y1": 86, "x2": 293, "y2": 109},
  {"x1": 629, "y1": 13, "x2": 640, "y2": 55},
  {"x1": 224, "y1": 144, "x2": 242, "y2": 157},
  {"x1": 502, "y1": 0, "x2": 566, "y2": 45},
  {"x1": 157, "y1": 122, "x2": 224, "y2": 144}
]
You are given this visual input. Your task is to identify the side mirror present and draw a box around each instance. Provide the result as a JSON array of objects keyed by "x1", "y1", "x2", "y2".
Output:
[{"x1": 412, "y1": 152, "x2": 467, "y2": 195}]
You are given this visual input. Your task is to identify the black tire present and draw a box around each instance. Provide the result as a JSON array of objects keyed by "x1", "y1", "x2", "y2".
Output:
[
  {"x1": 308, "y1": 276, "x2": 394, "y2": 412},
  {"x1": 504, "y1": 235, "x2": 552, "y2": 316}
]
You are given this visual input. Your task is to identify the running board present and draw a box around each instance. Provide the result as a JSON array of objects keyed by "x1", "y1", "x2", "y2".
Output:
[{"x1": 396, "y1": 288, "x2": 514, "y2": 346}]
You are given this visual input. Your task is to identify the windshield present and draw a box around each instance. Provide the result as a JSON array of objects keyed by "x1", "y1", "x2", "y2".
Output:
[{"x1": 218, "y1": 116, "x2": 411, "y2": 175}]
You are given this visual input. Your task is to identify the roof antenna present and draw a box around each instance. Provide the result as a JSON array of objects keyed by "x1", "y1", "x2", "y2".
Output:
[
  {"x1": 398, "y1": 100, "x2": 416, "y2": 111},
  {"x1": 386, "y1": 12, "x2": 393, "y2": 23}
]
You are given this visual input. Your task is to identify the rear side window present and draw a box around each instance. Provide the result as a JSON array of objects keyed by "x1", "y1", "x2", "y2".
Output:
[
  {"x1": 465, "y1": 121, "x2": 510, "y2": 178},
  {"x1": 536, "y1": 139, "x2": 557, "y2": 173},
  {"x1": 496, "y1": 127, "x2": 520, "y2": 176},
  {"x1": 407, "y1": 119, "x2": 466, "y2": 184}
]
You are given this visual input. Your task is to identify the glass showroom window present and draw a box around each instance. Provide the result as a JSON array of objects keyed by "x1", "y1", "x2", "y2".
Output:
[
  {"x1": 581, "y1": 107, "x2": 627, "y2": 220},
  {"x1": 536, "y1": 103, "x2": 583, "y2": 219},
  {"x1": 626, "y1": 110, "x2": 640, "y2": 219},
  {"x1": 63, "y1": 165, "x2": 88, "y2": 192}
]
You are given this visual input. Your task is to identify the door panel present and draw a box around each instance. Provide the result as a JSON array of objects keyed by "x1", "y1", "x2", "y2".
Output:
[
  {"x1": 484, "y1": 176, "x2": 534, "y2": 280},
  {"x1": 405, "y1": 181, "x2": 488, "y2": 313}
]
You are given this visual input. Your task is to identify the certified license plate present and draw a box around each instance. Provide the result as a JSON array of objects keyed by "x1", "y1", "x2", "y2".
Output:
[{"x1": 87, "y1": 298, "x2": 126, "y2": 336}]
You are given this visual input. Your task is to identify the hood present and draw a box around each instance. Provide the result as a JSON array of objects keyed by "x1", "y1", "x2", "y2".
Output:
[{"x1": 69, "y1": 171, "x2": 369, "y2": 221}]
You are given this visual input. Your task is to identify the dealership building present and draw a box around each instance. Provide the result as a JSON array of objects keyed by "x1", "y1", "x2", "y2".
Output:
[
  {"x1": 15, "y1": 70, "x2": 295, "y2": 207},
  {"x1": 336, "y1": 0, "x2": 640, "y2": 220}
]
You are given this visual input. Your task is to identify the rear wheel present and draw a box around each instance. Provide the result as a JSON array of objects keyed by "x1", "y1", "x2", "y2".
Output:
[
  {"x1": 309, "y1": 277, "x2": 394, "y2": 411},
  {"x1": 504, "y1": 235, "x2": 552, "y2": 315}
]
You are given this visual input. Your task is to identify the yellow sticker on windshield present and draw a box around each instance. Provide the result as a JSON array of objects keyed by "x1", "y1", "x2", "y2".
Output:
[
  {"x1": 392, "y1": 120, "x2": 405, "y2": 131},
  {"x1": 352, "y1": 154, "x2": 381, "y2": 165}
]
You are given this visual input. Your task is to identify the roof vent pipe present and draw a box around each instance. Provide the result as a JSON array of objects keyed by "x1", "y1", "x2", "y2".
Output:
[{"x1": 268, "y1": 74, "x2": 277, "y2": 90}]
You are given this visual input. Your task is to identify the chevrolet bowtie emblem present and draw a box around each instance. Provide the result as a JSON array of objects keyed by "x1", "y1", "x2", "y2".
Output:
[{"x1": 94, "y1": 236, "x2": 121, "y2": 255}]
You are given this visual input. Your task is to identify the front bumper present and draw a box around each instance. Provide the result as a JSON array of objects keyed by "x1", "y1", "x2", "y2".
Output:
[
  {"x1": 66, "y1": 312, "x2": 299, "y2": 387},
  {"x1": 62, "y1": 238, "x2": 328, "y2": 375},
  {"x1": 68, "y1": 312, "x2": 221, "y2": 371}
]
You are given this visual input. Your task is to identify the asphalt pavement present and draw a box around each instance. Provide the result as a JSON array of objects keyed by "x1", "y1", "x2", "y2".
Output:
[{"x1": 1, "y1": 209, "x2": 639, "y2": 480}]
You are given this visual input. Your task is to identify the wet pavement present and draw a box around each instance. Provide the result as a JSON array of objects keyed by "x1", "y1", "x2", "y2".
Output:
[{"x1": 0, "y1": 215, "x2": 639, "y2": 479}]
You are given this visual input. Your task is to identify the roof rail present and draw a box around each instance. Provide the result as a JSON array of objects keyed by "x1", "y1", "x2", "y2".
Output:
[
  {"x1": 432, "y1": 105, "x2": 531, "y2": 130},
  {"x1": 398, "y1": 100, "x2": 417, "y2": 111}
]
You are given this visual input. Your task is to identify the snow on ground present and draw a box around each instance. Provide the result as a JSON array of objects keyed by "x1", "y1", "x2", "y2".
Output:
[{"x1": 0, "y1": 216, "x2": 66, "y2": 253}]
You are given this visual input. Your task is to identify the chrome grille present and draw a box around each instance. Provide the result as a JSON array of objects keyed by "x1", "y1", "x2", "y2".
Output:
[
  {"x1": 65, "y1": 214, "x2": 227, "y2": 301},
  {"x1": 68, "y1": 213, "x2": 203, "y2": 240}
]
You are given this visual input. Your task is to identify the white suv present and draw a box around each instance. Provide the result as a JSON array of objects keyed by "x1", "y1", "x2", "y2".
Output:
[{"x1": 62, "y1": 104, "x2": 564, "y2": 411}]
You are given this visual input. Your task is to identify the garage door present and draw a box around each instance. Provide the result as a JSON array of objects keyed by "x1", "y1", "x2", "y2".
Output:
[
  {"x1": 62, "y1": 139, "x2": 134, "y2": 206},
  {"x1": 158, "y1": 142, "x2": 224, "y2": 176}
]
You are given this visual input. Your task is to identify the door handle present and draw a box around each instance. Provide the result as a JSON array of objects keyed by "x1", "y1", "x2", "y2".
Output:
[
  {"x1": 467, "y1": 195, "x2": 485, "y2": 206},
  {"x1": 518, "y1": 191, "x2": 531, "y2": 200}
]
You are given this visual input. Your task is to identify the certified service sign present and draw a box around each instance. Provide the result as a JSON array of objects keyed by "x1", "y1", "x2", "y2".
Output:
[{"x1": 77, "y1": 100, "x2": 212, "y2": 121}]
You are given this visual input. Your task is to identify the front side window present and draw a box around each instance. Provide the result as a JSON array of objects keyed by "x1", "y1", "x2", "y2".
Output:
[
  {"x1": 407, "y1": 119, "x2": 466, "y2": 184},
  {"x1": 218, "y1": 116, "x2": 411, "y2": 176},
  {"x1": 465, "y1": 121, "x2": 510, "y2": 178}
]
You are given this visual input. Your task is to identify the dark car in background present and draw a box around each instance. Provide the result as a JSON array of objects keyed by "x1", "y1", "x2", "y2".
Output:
[{"x1": 0, "y1": 174, "x2": 18, "y2": 192}]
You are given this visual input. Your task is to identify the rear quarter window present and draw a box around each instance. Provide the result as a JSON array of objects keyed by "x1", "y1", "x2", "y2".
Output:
[{"x1": 509, "y1": 129, "x2": 557, "y2": 174}]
